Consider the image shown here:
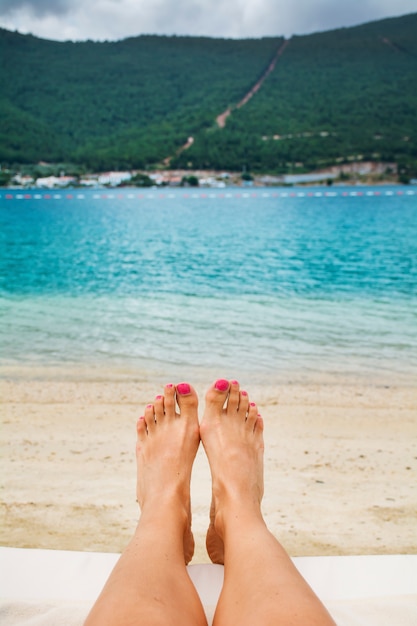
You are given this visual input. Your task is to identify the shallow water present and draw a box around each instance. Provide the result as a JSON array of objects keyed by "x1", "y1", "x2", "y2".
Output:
[{"x1": 1, "y1": 187, "x2": 416, "y2": 383}]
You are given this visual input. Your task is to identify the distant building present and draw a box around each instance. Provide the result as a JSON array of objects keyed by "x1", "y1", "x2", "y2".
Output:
[
  {"x1": 35, "y1": 176, "x2": 76, "y2": 188},
  {"x1": 97, "y1": 171, "x2": 132, "y2": 186},
  {"x1": 148, "y1": 173, "x2": 164, "y2": 186},
  {"x1": 12, "y1": 174, "x2": 35, "y2": 187},
  {"x1": 282, "y1": 173, "x2": 337, "y2": 184},
  {"x1": 79, "y1": 178, "x2": 98, "y2": 187}
]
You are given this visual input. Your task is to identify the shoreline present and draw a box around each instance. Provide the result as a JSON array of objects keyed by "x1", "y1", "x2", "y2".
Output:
[
  {"x1": 1, "y1": 360, "x2": 416, "y2": 388},
  {"x1": 1, "y1": 371, "x2": 416, "y2": 561},
  {"x1": 2, "y1": 179, "x2": 411, "y2": 191},
  {"x1": 3, "y1": 161, "x2": 411, "y2": 190}
]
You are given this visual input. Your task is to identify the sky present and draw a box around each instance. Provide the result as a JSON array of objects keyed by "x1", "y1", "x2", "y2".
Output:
[{"x1": 0, "y1": 0, "x2": 415, "y2": 42}]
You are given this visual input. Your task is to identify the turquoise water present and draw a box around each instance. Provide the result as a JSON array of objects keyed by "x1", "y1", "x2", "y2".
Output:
[{"x1": 1, "y1": 187, "x2": 416, "y2": 383}]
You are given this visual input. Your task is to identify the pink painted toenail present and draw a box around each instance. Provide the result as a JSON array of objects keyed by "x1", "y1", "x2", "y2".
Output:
[
  {"x1": 215, "y1": 379, "x2": 229, "y2": 391},
  {"x1": 155, "y1": 395, "x2": 163, "y2": 400},
  {"x1": 146, "y1": 404, "x2": 153, "y2": 408},
  {"x1": 241, "y1": 390, "x2": 248, "y2": 396},
  {"x1": 250, "y1": 402, "x2": 256, "y2": 406},
  {"x1": 231, "y1": 380, "x2": 239, "y2": 385},
  {"x1": 177, "y1": 383, "x2": 191, "y2": 395},
  {"x1": 166, "y1": 383, "x2": 174, "y2": 388}
]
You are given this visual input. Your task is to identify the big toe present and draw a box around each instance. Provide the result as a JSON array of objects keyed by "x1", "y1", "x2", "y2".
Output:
[
  {"x1": 175, "y1": 382, "x2": 199, "y2": 417},
  {"x1": 204, "y1": 379, "x2": 230, "y2": 417}
]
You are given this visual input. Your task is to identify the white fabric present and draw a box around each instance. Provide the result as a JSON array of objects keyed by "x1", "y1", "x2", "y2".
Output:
[{"x1": 1, "y1": 547, "x2": 416, "y2": 625}]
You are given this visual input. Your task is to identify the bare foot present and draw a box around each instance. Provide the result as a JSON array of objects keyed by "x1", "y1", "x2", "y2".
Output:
[
  {"x1": 200, "y1": 379, "x2": 264, "y2": 564},
  {"x1": 136, "y1": 382, "x2": 200, "y2": 564}
]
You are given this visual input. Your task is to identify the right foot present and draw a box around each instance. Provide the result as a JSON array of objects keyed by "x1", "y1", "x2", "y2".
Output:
[{"x1": 200, "y1": 379, "x2": 265, "y2": 564}]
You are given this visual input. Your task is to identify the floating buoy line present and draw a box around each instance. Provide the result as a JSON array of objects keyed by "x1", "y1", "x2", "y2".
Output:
[{"x1": 1, "y1": 189, "x2": 415, "y2": 201}]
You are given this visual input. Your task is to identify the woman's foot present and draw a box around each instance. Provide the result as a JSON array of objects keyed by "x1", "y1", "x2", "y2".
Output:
[
  {"x1": 136, "y1": 383, "x2": 200, "y2": 564},
  {"x1": 200, "y1": 379, "x2": 265, "y2": 564}
]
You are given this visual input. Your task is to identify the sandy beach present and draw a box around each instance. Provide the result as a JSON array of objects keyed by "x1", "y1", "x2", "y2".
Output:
[{"x1": 1, "y1": 371, "x2": 416, "y2": 563}]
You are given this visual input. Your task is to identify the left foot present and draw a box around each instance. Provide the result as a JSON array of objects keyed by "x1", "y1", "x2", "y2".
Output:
[{"x1": 136, "y1": 383, "x2": 200, "y2": 564}]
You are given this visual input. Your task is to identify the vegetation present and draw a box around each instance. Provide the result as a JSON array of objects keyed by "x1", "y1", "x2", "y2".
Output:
[
  {"x1": 1, "y1": 13, "x2": 416, "y2": 175},
  {"x1": 181, "y1": 175, "x2": 199, "y2": 186},
  {"x1": 0, "y1": 170, "x2": 12, "y2": 186},
  {"x1": 129, "y1": 172, "x2": 154, "y2": 187}
]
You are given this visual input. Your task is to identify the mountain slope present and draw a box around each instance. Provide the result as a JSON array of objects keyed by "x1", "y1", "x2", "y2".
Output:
[
  {"x1": 174, "y1": 14, "x2": 417, "y2": 172},
  {"x1": 0, "y1": 13, "x2": 416, "y2": 173}
]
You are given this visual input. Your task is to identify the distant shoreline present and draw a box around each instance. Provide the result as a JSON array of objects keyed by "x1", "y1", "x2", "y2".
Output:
[{"x1": 2, "y1": 160, "x2": 412, "y2": 190}]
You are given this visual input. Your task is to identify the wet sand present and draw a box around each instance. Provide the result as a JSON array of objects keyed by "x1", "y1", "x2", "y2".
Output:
[{"x1": 1, "y1": 373, "x2": 416, "y2": 562}]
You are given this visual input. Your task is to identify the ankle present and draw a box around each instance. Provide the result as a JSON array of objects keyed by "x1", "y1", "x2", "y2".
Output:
[
  {"x1": 213, "y1": 494, "x2": 263, "y2": 538},
  {"x1": 140, "y1": 491, "x2": 190, "y2": 524}
]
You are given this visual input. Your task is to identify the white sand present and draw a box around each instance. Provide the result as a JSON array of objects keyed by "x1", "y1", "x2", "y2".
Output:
[{"x1": 1, "y1": 373, "x2": 416, "y2": 562}]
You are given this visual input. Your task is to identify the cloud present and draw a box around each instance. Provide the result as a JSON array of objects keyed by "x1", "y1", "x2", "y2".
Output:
[
  {"x1": 0, "y1": 0, "x2": 415, "y2": 41},
  {"x1": 0, "y1": 0, "x2": 73, "y2": 18}
]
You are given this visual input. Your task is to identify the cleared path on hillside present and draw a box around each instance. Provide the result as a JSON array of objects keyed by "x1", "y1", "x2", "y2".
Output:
[
  {"x1": 216, "y1": 39, "x2": 290, "y2": 128},
  {"x1": 162, "y1": 39, "x2": 289, "y2": 165}
]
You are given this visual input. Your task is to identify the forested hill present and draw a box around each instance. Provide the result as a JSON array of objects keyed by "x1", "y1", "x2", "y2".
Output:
[{"x1": 1, "y1": 13, "x2": 416, "y2": 175}]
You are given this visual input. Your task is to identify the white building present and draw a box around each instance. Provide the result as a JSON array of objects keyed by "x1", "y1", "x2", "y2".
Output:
[
  {"x1": 97, "y1": 171, "x2": 132, "y2": 186},
  {"x1": 35, "y1": 176, "x2": 76, "y2": 188},
  {"x1": 12, "y1": 174, "x2": 35, "y2": 187}
]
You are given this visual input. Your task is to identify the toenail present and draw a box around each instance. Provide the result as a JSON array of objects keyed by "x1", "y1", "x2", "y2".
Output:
[
  {"x1": 215, "y1": 379, "x2": 229, "y2": 391},
  {"x1": 146, "y1": 404, "x2": 153, "y2": 408},
  {"x1": 155, "y1": 395, "x2": 163, "y2": 400},
  {"x1": 250, "y1": 402, "x2": 256, "y2": 406},
  {"x1": 241, "y1": 390, "x2": 248, "y2": 396},
  {"x1": 177, "y1": 382, "x2": 191, "y2": 395},
  {"x1": 166, "y1": 383, "x2": 174, "y2": 388},
  {"x1": 231, "y1": 379, "x2": 239, "y2": 385}
]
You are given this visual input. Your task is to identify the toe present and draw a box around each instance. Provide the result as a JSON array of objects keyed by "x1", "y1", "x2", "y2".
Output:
[
  {"x1": 176, "y1": 382, "x2": 198, "y2": 416},
  {"x1": 136, "y1": 416, "x2": 147, "y2": 443},
  {"x1": 154, "y1": 394, "x2": 165, "y2": 422},
  {"x1": 226, "y1": 380, "x2": 240, "y2": 414},
  {"x1": 238, "y1": 389, "x2": 249, "y2": 417},
  {"x1": 205, "y1": 379, "x2": 230, "y2": 413},
  {"x1": 246, "y1": 402, "x2": 258, "y2": 431},
  {"x1": 254, "y1": 414, "x2": 264, "y2": 435},
  {"x1": 163, "y1": 383, "x2": 176, "y2": 419},
  {"x1": 144, "y1": 403, "x2": 156, "y2": 432}
]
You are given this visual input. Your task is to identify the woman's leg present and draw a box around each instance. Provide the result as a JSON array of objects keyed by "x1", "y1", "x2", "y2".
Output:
[
  {"x1": 84, "y1": 382, "x2": 207, "y2": 626},
  {"x1": 200, "y1": 379, "x2": 336, "y2": 626}
]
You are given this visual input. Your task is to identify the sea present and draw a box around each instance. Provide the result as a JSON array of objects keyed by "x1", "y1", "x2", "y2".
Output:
[{"x1": 1, "y1": 186, "x2": 416, "y2": 385}]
